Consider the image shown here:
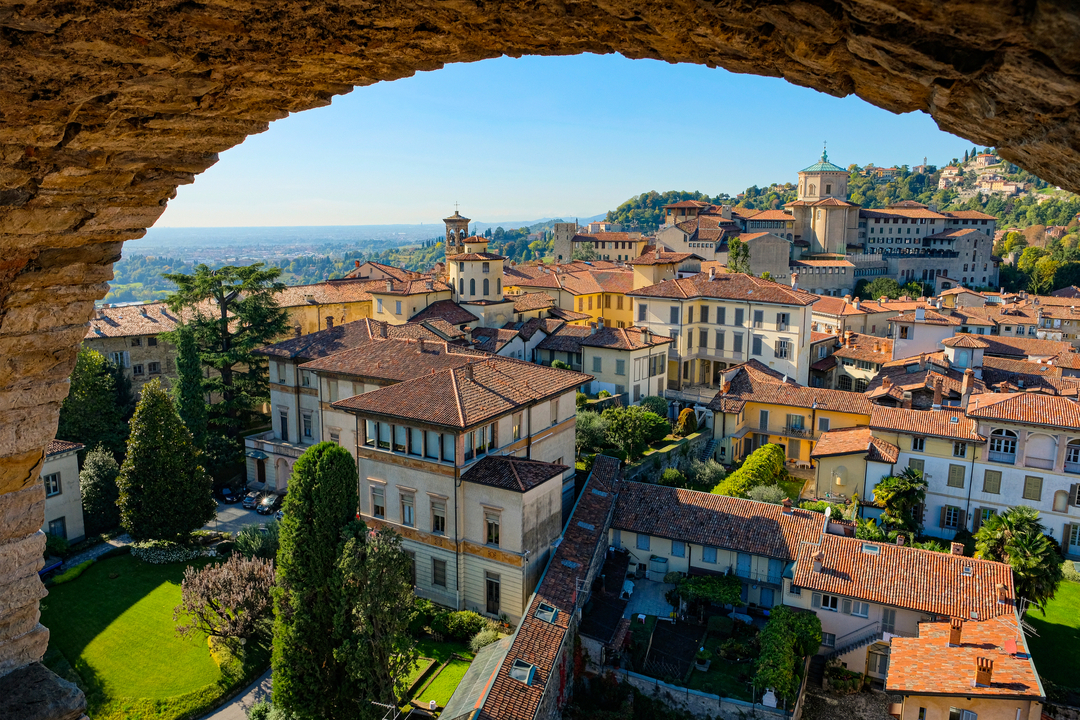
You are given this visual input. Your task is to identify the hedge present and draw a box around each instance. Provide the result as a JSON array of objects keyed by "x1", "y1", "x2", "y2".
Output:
[
  {"x1": 711, "y1": 443, "x2": 786, "y2": 498},
  {"x1": 50, "y1": 560, "x2": 94, "y2": 585}
]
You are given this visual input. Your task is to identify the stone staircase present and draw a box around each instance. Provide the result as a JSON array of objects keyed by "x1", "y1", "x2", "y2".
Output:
[{"x1": 699, "y1": 439, "x2": 716, "y2": 460}]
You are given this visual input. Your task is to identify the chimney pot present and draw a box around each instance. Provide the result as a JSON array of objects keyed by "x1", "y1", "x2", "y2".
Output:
[
  {"x1": 781, "y1": 498, "x2": 793, "y2": 514},
  {"x1": 709, "y1": 266, "x2": 716, "y2": 280},
  {"x1": 812, "y1": 550, "x2": 825, "y2": 573},
  {"x1": 355, "y1": 260, "x2": 361, "y2": 268},
  {"x1": 974, "y1": 657, "x2": 994, "y2": 687},
  {"x1": 962, "y1": 368, "x2": 974, "y2": 396},
  {"x1": 996, "y1": 583, "x2": 1008, "y2": 604},
  {"x1": 293, "y1": 324, "x2": 302, "y2": 338},
  {"x1": 932, "y1": 377, "x2": 944, "y2": 409},
  {"x1": 386, "y1": 280, "x2": 393, "y2": 292},
  {"x1": 950, "y1": 542, "x2": 964, "y2": 556},
  {"x1": 949, "y1": 618, "x2": 964, "y2": 647},
  {"x1": 655, "y1": 249, "x2": 661, "y2": 260},
  {"x1": 896, "y1": 535, "x2": 905, "y2": 546}
]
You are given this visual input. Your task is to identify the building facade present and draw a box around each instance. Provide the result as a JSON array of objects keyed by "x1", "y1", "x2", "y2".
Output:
[{"x1": 41, "y1": 440, "x2": 85, "y2": 544}]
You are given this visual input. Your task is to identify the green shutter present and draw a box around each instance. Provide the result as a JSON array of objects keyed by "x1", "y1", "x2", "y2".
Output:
[
  {"x1": 983, "y1": 470, "x2": 1001, "y2": 494},
  {"x1": 948, "y1": 464, "x2": 966, "y2": 488}
]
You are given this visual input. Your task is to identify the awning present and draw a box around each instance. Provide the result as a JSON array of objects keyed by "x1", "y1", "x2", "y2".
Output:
[{"x1": 246, "y1": 450, "x2": 269, "y2": 460}]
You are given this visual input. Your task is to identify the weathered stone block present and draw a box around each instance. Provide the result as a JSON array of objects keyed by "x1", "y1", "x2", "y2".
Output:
[
  {"x1": 0, "y1": 661, "x2": 85, "y2": 718},
  {"x1": 0, "y1": 601, "x2": 40, "y2": 645},
  {"x1": 0, "y1": 450, "x2": 45, "y2": 497},
  {"x1": 0, "y1": 531, "x2": 47, "y2": 588},
  {"x1": 0, "y1": 483, "x2": 46, "y2": 545}
]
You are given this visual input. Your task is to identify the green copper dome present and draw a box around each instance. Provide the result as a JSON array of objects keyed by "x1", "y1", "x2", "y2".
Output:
[{"x1": 800, "y1": 148, "x2": 846, "y2": 173}]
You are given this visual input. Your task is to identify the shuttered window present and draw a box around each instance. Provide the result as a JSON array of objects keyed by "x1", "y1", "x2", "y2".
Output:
[
  {"x1": 908, "y1": 458, "x2": 925, "y2": 475},
  {"x1": 947, "y1": 464, "x2": 966, "y2": 488},
  {"x1": 1023, "y1": 476, "x2": 1043, "y2": 501},
  {"x1": 982, "y1": 470, "x2": 1001, "y2": 494}
]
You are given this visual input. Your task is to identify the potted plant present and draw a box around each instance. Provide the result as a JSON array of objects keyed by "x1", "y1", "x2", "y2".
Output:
[{"x1": 695, "y1": 647, "x2": 712, "y2": 671}]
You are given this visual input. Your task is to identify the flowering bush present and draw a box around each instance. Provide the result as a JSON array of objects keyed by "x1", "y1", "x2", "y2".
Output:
[{"x1": 131, "y1": 539, "x2": 203, "y2": 564}]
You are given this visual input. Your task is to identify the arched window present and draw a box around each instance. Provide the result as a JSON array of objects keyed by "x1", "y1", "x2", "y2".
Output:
[
  {"x1": 854, "y1": 379, "x2": 868, "y2": 392},
  {"x1": 459, "y1": 278, "x2": 464, "y2": 296},
  {"x1": 483, "y1": 278, "x2": 489, "y2": 295},
  {"x1": 1053, "y1": 490, "x2": 1069, "y2": 513},
  {"x1": 1065, "y1": 439, "x2": 1080, "y2": 472},
  {"x1": 989, "y1": 429, "x2": 1017, "y2": 463},
  {"x1": 838, "y1": 375, "x2": 853, "y2": 391},
  {"x1": 496, "y1": 278, "x2": 502, "y2": 295},
  {"x1": 470, "y1": 278, "x2": 476, "y2": 296},
  {"x1": 809, "y1": 183, "x2": 816, "y2": 195}
]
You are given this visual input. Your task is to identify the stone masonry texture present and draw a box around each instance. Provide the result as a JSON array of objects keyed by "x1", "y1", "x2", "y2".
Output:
[{"x1": 0, "y1": 0, "x2": 1079, "y2": 683}]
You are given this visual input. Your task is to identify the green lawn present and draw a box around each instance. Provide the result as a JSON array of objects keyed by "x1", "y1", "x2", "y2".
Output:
[
  {"x1": 414, "y1": 658, "x2": 473, "y2": 708},
  {"x1": 1026, "y1": 579, "x2": 1080, "y2": 688},
  {"x1": 778, "y1": 478, "x2": 806, "y2": 501},
  {"x1": 415, "y1": 637, "x2": 473, "y2": 664},
  {"x1": 40, "y1": 554, "x2": 269, "y2": 720},
  {"x1": 684, "y1": 635, "x2": 754, "y2": 701}
]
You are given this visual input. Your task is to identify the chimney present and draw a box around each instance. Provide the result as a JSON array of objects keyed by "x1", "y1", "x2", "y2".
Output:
[
  {"x1": 293, "y1": 324, "x2": 302, "y2": 338},
  {"x1": 325, "y1": 316, "x2": 334, "y2": 329},
  {"x1": 426, "y1": 280, "x2": 433, "y2": 291},
  {"x1": 949, "y1": 618, "x2": 963, "y2": 647},
  {"x1": 915, "y1": 307, "x2": 926, "y2": 322},
  {"x1": 641, "y1": 327, "x2": 650, "y2": 343},
  {"x1": 962, "y1": 368, "x2": 974, "y2": 397},
  {"x1": 996, "y1": 583, "x2": 1008, "y2": 604},
  {"x1": 853, "y1": 297, "x2": 861, "y2": 310},
  {"x1": 932, "y1": 377, "x2": 943, "y2": 410},
  {"x1": 709, "y1": 266, "x2": 716, "y2": 280},
  {"x1": 655, "y1": 249, "x2": 661, "y2": 260},
  {"x1": 919, "y1": 352, "x2": 927, "y2": 371},
  {"x1": 950, "y1": 542, "x2": 964, "y2": 555},
  {"x1": 355, "y1": 260, "x2": 361, "y2": 268},
  {"x1": 902, "y1": 391, "x2": 913, "y2": 409},
  {"x1": 591, "y1": 322, "x2": 599, "y2": 335},
  {"x1": 812, "y1": 550, "x2": 825, "y2": 573},
  {"x1": 463, "y1": 363, "x2": 474, "y2": 380},
  {"x1": 895, "y1": 534, "x2": 905, "y2": 546},
  {"x1": 882, "y1": 377, "x2": 892, "y2": 389},
  {"x1": 721, "y1": 205, "x2": 732, "y2": 220},
  {"x1": 139, "y1": 306, "x2": 148, "y2": 317},
  {"x1": 974, "y1": 657, "x2": 994, "y2": 687},
  {"x1": 843, "y1": 295, "x2": 851, "y2": 305},
  {"x1": 781, "y1": 498, "x2": 793, "y2": 515},
  {"x1": 385, "y1": 280, "x2": 393, "y2": 292}
]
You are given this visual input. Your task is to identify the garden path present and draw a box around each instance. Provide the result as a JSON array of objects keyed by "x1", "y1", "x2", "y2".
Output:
[
  {"x1": 199, "y1": 669, "x2": 272, "y2": 720},
  {"x1": 64, "y1": 533, "x2": 132, "y2": 566}
]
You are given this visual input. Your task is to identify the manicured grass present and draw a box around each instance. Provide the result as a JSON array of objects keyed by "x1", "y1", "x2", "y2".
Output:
[
  {"x1": 415, "y1": 637, "x2": 473, "y2": 664},
  {"x1": 415, "y1": 659, "x2": 473, "y2": 708},
  {"x1": 778, "y1": 478, "x2": 806, "y2": 501},
  {"x1": 1026, "y1": 579, "x2": 1080, "y2": 688},
  {"x1": 685, "y1": 635, "x2": 754, "y2": 701},
  {"x1": 40, "y1": 554, "x2": 269, "y2": 720},
  {"x1": 404, "y1": 657, "x2": 437, "y2": 692}
]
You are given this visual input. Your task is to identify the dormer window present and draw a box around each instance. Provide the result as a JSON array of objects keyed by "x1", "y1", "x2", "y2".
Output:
[
  {"x1": 535, "y1": 603, "x2": 558, "y2": 623},
  {"x1": 510, "y1": 659, "x2": 536, "y2": 685}
]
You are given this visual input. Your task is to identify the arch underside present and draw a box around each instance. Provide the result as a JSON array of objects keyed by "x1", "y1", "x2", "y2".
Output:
[{"x1": 1, "y1": 0, "x2": 1080, "y2": 679}]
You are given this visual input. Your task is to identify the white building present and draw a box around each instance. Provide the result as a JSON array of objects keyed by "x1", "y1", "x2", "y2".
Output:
[{"x1": 42, "y1": 440, "x2": 85, "y2": 543}]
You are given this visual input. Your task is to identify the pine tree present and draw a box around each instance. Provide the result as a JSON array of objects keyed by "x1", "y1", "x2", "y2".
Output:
[
  {"x1": 116, "y1": 378, "x2": 216, "y2": 541},
  {"x1": 172, "y1": 324, "x2": 208, "y2": 449},
  {"x1": 80, "y1": 445, "x2": 121, "y2": 535},
  {"x1": 57, "y1": 347, "x2": 128, "y2": 458},
  {"x1": 272, "y1": 442, "x2": 361, "y2": 720}
]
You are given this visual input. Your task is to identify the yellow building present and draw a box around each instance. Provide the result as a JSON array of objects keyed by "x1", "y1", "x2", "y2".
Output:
[
  {"x1": 505, "y1": 263, "x2": 635, "y2": 329},
  {"x1": 277, "y1": 279, "x2": 384, "y2": 335},
  {"x1": 368, "y1": 277, "x2": 454, "y2": 326},
  {"x1": 707, "y1": 360, "x2": 873, "y2": 469},
  {"x1": 626, "y1": 250, "x2": 702, "y2": 290}
]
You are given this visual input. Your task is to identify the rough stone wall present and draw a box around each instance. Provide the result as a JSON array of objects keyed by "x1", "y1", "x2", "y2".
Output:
[{"x1": 1, "y1": 0, "x2": 1079, "y2": 680}]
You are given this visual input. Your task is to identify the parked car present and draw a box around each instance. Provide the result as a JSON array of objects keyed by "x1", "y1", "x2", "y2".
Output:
[
  {"x1": 218, "y1": 487, "x2": 241, "y2": 504},
  {"x1": 274, "y1": 509, "x2": 284, "y2": 522},
  {"x1": 243, "y1": 491, "x2": 260, "y2": 509},
  {"x1": 256, "y1": 494, "x2": 283, "y2": 516}
]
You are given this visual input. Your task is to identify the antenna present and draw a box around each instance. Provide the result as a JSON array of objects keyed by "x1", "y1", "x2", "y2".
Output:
[{"x1": 370, "y1": 701, "x2": 401, "y2": 720}]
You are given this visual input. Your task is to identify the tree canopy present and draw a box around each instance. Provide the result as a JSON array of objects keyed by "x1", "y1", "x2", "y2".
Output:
[
  {"x1": 871, "y1": 468, "x2": 927, "y2": 533},
  {"x1": 57, "y1": 347, "x2": 128, "y2": 458},
  {"x1": 80, "y1": 445, "x2": 121, "y2": 535},
  {"x1": 974, "y1": 505, "x2": 1064, "y2": 614}
]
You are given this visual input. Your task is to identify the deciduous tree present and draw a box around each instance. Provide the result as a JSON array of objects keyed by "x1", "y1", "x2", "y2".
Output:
[
  {"x1": 116, "y1": 379, "x2": 216, "y2": 540},
  {"x1": 174, "y1": 554, "x2": 276, "y2": 639},
  {"x1": 57, "y1": 347, "x2": 128, "y2": 458},
  {"x1": 575, "y1": 411, "x2": 608, "y2": 454},
  {"x1": 80, "y1": 445, "x2": 121, "y2": 535},
  {"x1": 727, "y1": 238, "x2": 751, "y2": 275}
]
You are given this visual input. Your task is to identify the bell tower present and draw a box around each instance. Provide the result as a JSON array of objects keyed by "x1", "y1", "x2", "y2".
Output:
[{"x1": 443, "y1": 207, "x2": 471, "y2": 257}]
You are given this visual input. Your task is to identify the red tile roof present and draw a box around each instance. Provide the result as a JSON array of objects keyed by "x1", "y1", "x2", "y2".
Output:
[
  {"x1": 810, "y1": 296, "x2": 893, "y2": 317},
  {"x1": 887, "y1": 615, "x2": 1043, "y2": 699},
  {"x1": 613, "y1": 482, "x2": 827, "y2": 561},
  {"x1": 409, "y1": 300, "x2": 479, "y2": 326},
  {"x1": 462, "y1": 456, "x2": 569, "y2": 493},
  {"x1": 511, "y1": 292, "x2": 556, "y2": 313},
  {"x1": 810, "y1": 426, "x2": 898, "y2": 464},
  {"x1": 331, "y1": 356, "x2": 591, "y2": 429},
  {"x1": 891, "y1": 309, "x2": 963, "y2": 326},
  {"x1": 793, "y1": 534, "x2": 1015, "y2": 620},
  {"x1": 944, "y1": 210, "x2": 998, "y2": 220},
  {"x1": 832, "y1": 333, "x2": 892, "y2": 363},
  {"x1": 370, "y1": 278, "x2": 453, "y2": 296},
  {"x1": 708, "y1": 360, "x2": 873, "y2": 416},
  {"x1": 299, "y1": 337, "x2": 487, "y2": 381},
  {"x1": 978, "y1": 335, "x2": 1074, "y2": 359},
  {"x1": 471, "y1": 327, "x2": 522, "y2": 353},
  {"x1": 537, "y1": 324, "x2": 672, "y2": 353},
  {"x1": 869, "y1": 406, "x2": 985, "y2": 441},
  {"x1": 629, "y1": 272, "x2": 819, "y2": 305},
  {"x1": 941, "y1": 334, "x2": 989, "y2": 348},
  {"x1": 747, "y1": 210, "x2": 795, "y2": 222},
  {"x1": 625, "y1": 251, "x2": 703, "y2": 266},
  {"x1": 256, "y1": 318, "x2": 440, "y2": 360},
  {"x1": 86, "y1": 302, "x2": 181, "y2": 338},
  {"x1": 966, "y1": 392, "x2": 1080, "y2": 430},
  {"x1": 46, "y1": 439, "x2": 84, "y2": 456},
  {"x1": 274, "y1": 278, "x2": 387, "y2": 307}
]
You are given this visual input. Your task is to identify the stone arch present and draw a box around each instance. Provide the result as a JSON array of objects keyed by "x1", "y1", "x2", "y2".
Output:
[
  {"x1": 273, "y1": 457, "x2": 291, "y2": 492},
  {"x1": 4, "y1": 0, "x2": 1080, "y2": 690}
]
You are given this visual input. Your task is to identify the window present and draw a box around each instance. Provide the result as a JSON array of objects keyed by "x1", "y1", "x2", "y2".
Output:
[
  {"x1": 776, "y1": 312, "x2": 789, "y2": 330},
  {"x1": 753, "y1": 310, "x2": 763, "y2": 328},
  {"x1": 364, "y1": 420, "x2": 376, "y2": 447},
  {"x1": 989, "y1": 429, "x2": 1017, "y2": 461},
  {"x1": 512, "y1": 412, "x2": 523, "y2": 441},
  {"x1": 949, "y1": 709, "x2": 978, "y2": 720},
  {"x1": 1023, "y1": 475, "x2": 1043, "y2": 501},
  {"x1": 329, "y1": 431, "x2": 339, "y2": 444},
  {"x1": 982, "y1": 469, "x2": 1001, "y2": 494},
  {"x1": 699, "y1": 329, "x2": 708, "y2": 349},
  {"x1": 302, "y1": 413, "x2": 313, "y2": 438},
  {"x1": 716, "y1": 330, "x2": 725, "y2": 350},
  {"x1": 371, "y1": 487, "x2": 385, "y2": 518},
  {"x1": 752, "y1": 335, "x2": 762, "y2": 356},
  {"x1": 132, "y1": 364, "x2": 144, "y2": 376},
  {"x1": 882, "y1": 608, "x2": 897, "y2": 634},
  {"x1": 431, "y1": 501, "x2": 446, "y2": 534},
  {"x1": 43, "y1": 473, "x2": 61, "y2": 497},
  {"x1": 592, "y1": 356, "x2": 602, "y2": 372},
  {"x1": 717, "y1": 307, "x2": 726, "y2": 325},
  {"x1": 482, "y1": 261, "x2": 490, "y2": 273},
  {"x1": 821, "y1": 632, "x2": 835, "y2": 647},
  {"x1": 131, "y1": 337, "x2": 142, "y2": 346},
  {"x1": 838, "y1": 375, "x2": 852, "y2": 390},
  {"x1": 813, "y1": 593, "x2": 840, "y2": 611},
  {"x1": 148, "y1": 361, "x2": 161, "y2": 374},
  {"x1": 401, "y1": 494, "x2": 415, "y2": 526},
  {"x1": 148, "y1": 337, "x2": 157, "y2": 347},
  {"x1": 774, "y1": 338, "x2": 790, "y2": 359},
  {"x1": 733, "y1": 332, "x2": 743, "y2": 354},
  {"x1": 635, "y1": 533, "x2": 651, "y2": 551},
  {"x1": 469, "y1": 278, "x2": 476, "y2": 296},
  {"x1": 669, "y1": 306, "x2": 680, "y2": 324},
  {"x1": 486, "y1": 512, "x2": 500, "y2": 546},
  {"x1": 486, "y1": 572, "x2": 501, "y2": 615},
  {"x1": 638, "y1": 303, "x2": 647, "y2": 321},
  {"x1": 734, "y1": 308, "x2": 744, "y2": 327},
  {"x1": 47, "y1": 517, "x2": 66, "y2": 540},
  {"x1": 702, "y1": 546, "x2": 717, "y2": 563},
  {"x1": 852, "y1": 601, "x2": 869, "y2": 618},
  {"x1": 395, "y1": 300, "x2": 402, "y2": 314},
  {"x1": 687, "y1": 307, "x2": 693, "y2": 324},
  {"x1": 953, "y1": 442, "x2": 967, "y2": 458},
  {"x1": 911, "y1": 437, "x2": 925, "y2": 452},
  {"x1": 301, "y1": 370, "x2": 311, "y2": 387},
  {"x1": 279, "y1": 411, "x2": 290, "y2": 443},
  {"x1": 433, "y1": 559, "x2": 447, "y2": 587},
  {"x1": 907, "y1": 457, "x2": 924, "y2": 476},
  {"x1": 394, "y1": 424, "x2": 407, "y2": 453},
  {"x1": 943, "y1": 505, "x2": 961, "y2": 529},
  {"x1": 700, "y1": 306, "x2": 709, "y2": 323},
  {"x1": 947, "y1": 464, "x2": 966, "y2": 488},
  {"x1": 789, "y1": 582, "x2": 801, "y2": 596},
  {"x1": 818, "y1": 417, "x2": 830, "y2": 432},
  {"x1": 377, "y1": 298, "x2": 383, "y2": 313},
  {"x1": 671, "y1": 540, "x2": 685, "y2": 557},
  {"x1": 616, "y1": 359, "x2": 626, "y2": 376},
  {"x1": 408, "y1": 427, "x2": 423, "y2": 456},
  {"x1": 442, "y1": 433, "x2": 455, "y2": 463}
]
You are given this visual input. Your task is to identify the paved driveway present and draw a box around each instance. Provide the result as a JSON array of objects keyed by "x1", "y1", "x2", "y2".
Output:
[
  {"x1": 203, "y1": 501, "x2": 267, "y2": 535},
  {"x1": 200, "y1": 669, "x2": 272, "y2": 720}
]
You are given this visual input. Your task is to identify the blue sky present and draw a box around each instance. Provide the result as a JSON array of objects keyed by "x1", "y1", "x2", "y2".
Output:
[{"x1": 158, "y1": 53, "x2": 976, "y2": 228}]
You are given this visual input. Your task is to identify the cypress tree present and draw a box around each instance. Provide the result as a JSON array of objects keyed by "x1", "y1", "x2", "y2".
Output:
[
  {"x1": 80, "y1": 445, "x2": 121, "y2": 535},
  {"x1": 116, "y1": 378, "x2": 216, "y2": 541},
  {"x1": 272, "y1": 442, "x2": 361, "y2": 720},
  {"x1": 172, "y1": 324, "x2": 208, "y2": 449}
]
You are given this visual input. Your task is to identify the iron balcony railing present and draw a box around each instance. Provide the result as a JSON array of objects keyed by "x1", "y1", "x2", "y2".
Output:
[
  {"x1": 729, "y1": 566, "x2": 783, "y2": 586},
  {"x1": 752, "y1": 424, "x2": 820, "y2": 441},
  {"x1": 1065, "y1": 461, "x2": 1080, "y2": 475}
]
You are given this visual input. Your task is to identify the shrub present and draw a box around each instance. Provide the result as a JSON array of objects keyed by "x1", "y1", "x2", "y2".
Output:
[
  {"x1": 51, "y1": 560, "x2": 94, "y2": 585},
  {"x1": 576, "y1": 411, "x2": 609, "y2": 455},
  {"x1": 640, "y1": 395, "x2": 667, "y2": 417},
  {"x1": 707, "y1": 615, "x2": 733, "y2": 636},
  {"x1": 799, "y1": 499, "x2": 846, "y2": 516},
  {"x1": 659, "y1": 468, "x2": 686, "y2": 487},
  {"x1": 598, "y1": 390, "x2": 611, "y2": 398},
  {"x1": 81, "y1": 445, "x2": 122, "y2": 535},
  {"x1": 685, "y1": 458, "x2": 726, "y2": 491},
  {"x1": 642, "y1": 412, "x2": 670, "y2": 445},
  {"x1": 576, "y1": 392, "x2": 588, "y2": 409},
  {"x1": 410, "y1": 597, "x2": 437, "y2": 636},
  {"x1": 131, "y1": 539, "x2": 203, "y2": 564},
  {"x1": 235, "y1": 520, "x2": 280, "y2": 560},
  {"x1": 754, "y1": 606, "x2": 822, "y2": 703},
  {"x1": 711, "y1": 444, "x2": 786, "y2": 497},
  {"x1": 747, "y1": 485, "x2": 787, "y2": 504},
  {"x1": 97, "y1": 545, "x2": 132, "y2": 560},
  {"x1": 431, "y1": 610, "x2": 487, "y2": 642},
  {"x1": 552, "y1": 359, "x2": 571, "y2": 370},
  {"x1": 469, "y1": 628, "x2": 500, "y2": 653},
  {"x1": 174, "y1": 554, "x2": 276, "y2": 639},
  {"x1": 675, "y1": 408, "x2": 697, "y2": 436},
  {"x1": 248, "y1": 700, "x2": 272, "y2": 720},
  {"x1": 44, "y1": 533, "x2": 69, "y2": 559},
  {"x1": 720, "y1": 638, "x2": 751, "y2": 660}
]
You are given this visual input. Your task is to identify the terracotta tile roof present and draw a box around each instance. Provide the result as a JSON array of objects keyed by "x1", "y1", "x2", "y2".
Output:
[
  {"x1": 941, "y1": 334, "x2": 989, "y2": 348},
  {"x1": 419, "y1": 318, "x2": 468, "y2": 340},
  {"x1": 747, "y1": 210, "x2": 795, "y2": 222},
  {"x1": 462, "y1": 456, "x2": 569, "y2": 493},
  {"x1": 572, "y1": 231, "x2": 636, "y2": 243},
  {"x1": 810, "y1": 355, "x2": 837, "y2": 372},
  {"x1": 664, "y1": 200, "x2": 711, "y2": 209},
  {"x1": 793, "y1": 534, "x2": 1015, "y2": 620},
  {"x1": 547, "y1": 306, "x2": 592, "y2": 321},
  {"x1": 274, "y1": 279, "x2": 385, "y2": 307},
  {"x1": 613, "y1": 482, "x2": 827, "y2": 562},
  {"x1": 46, "y1": 439, "x2": 84, "y2": 456},
  {"x1": 832, "y1": 333, "x2": 892, "y2": 363},
  {"x1": 539, "y1": 325, "x2": 673, "y2": 353},
  {"x1": 370, "y1": 278, "x2": 453, "y2": 296},
  {"x1": 887, "y1": 615, "x2": 1043, "y2": 699},
  {"x1": 891, "y1": 309, "x2": 963, "y2": 326},
  {"x1": 331, "y1": 356, "x2": 592, "y2": 429},
  {"x1": 810, "y1": 426, "x2": 898, "y2": 464},
  {"x1": 471, "y1": 327, "x2": 521, "y2": 354},
  {"x1": 342, "y1": 261, "x2": 416, "y2": 281},
  {"x1": 256, "y1": 318, "x2": 440, "y2": 360},
  {"x1": 625, "y1": 251, "x2": 703, "y2": 266},
  {"x1": 300, "y1": 337, "x2": 488, "y2": 381},
  {"x1": 791, "y1": 259, "x2": 855, "y2": 268},
  {"x1": 708, "y1": 360, "x2": 872, "y2": 416},
  {"x1": 925, "y1": 228, "x2": 989, "y2": 240},
  {"x1": 629, "y1": 272, "x2": 819, "y2": 306},
  {"x1": 943, "y1": 210, "x2": 998, "y2": 220},
  {"x1": 939, "y1": 287, "x2": 986, "y2": 298},
  {"x1": 978, "y1": 335, "x2": 1074, "y2": 358},
  {"x1": 859, "y1": 207, "x2": 947, "y2": 219},
  {"x1": 869, "y1": 406, "x2": 985, "y2": 441},
  {"x1": 967, "y1": 392, "x2": 1080, "y2": 430},
  {"x1": 409, "y1": 300, "x2": 479, "y2": 326},
  {"x1": 981, "y1": 355, "x2": 1061, "y2": 377},
  {"x1": 810, "y1": 296, "x2": 891, "y2": 317},
  {"x1": 1053, "y1": 351, "x2": 1080, "y2": 369},
  {"x1": 448, "y1": 252, "x2": 507, "y2": 261},
  {"x1": 535, "y1": 324, "x2": 593, "y2": 353},
  {"x1": 86, "y1": 302, "x2": 181, "y2": 338},
  {"x1": 507, "y1": 317, "x2": 563, "y2": 341},
  {"x1": 810, "y1": 332, "x2": 834, "y2": 343},
  {"x1": 512, "y1": 292, "x2": 556, "y2": 313},
  {"x1": 477, "y1": 456, "x2": 620, "y2": 720}
]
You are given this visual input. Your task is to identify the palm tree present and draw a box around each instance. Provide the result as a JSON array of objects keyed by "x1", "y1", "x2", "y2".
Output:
[
  {"x1": 974, "y1": 506, "x2": 1064, "y2": 614},
  {"x1": 872, "y1": 467, "x2": 927, "y2": 533}
]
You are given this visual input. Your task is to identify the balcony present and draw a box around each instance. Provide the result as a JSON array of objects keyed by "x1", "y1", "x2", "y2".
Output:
[
  {"x1": 988, "y1": 450, "x2": 1015, "y2": 465},
  {"x1": 1065, "y1": 461, "x2": 1080, "y2": 475},
  {"x1": 752, "y1": 424, "x2": 819, "y2": 441},
  {"x1": 730, "y1": 566, "x2": 783, "y2": 587},
  {"x1": 1025, "y1": 457, "x2": 1054, "y2": 471}
]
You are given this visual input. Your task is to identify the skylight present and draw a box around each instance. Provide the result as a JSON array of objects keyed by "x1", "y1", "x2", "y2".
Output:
[
  {"x1": 861, "y1": 544, "x2": 880, "y2": 555},
  {"x1": 510, "y1": 659, "x2": 536, "y2": 685},
  {"x1": 577, "y1": 521, "x2": 595, "y2": 531},
  {"x1": 535, "y1": 602, "x2": 558, "y2": 624}
]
